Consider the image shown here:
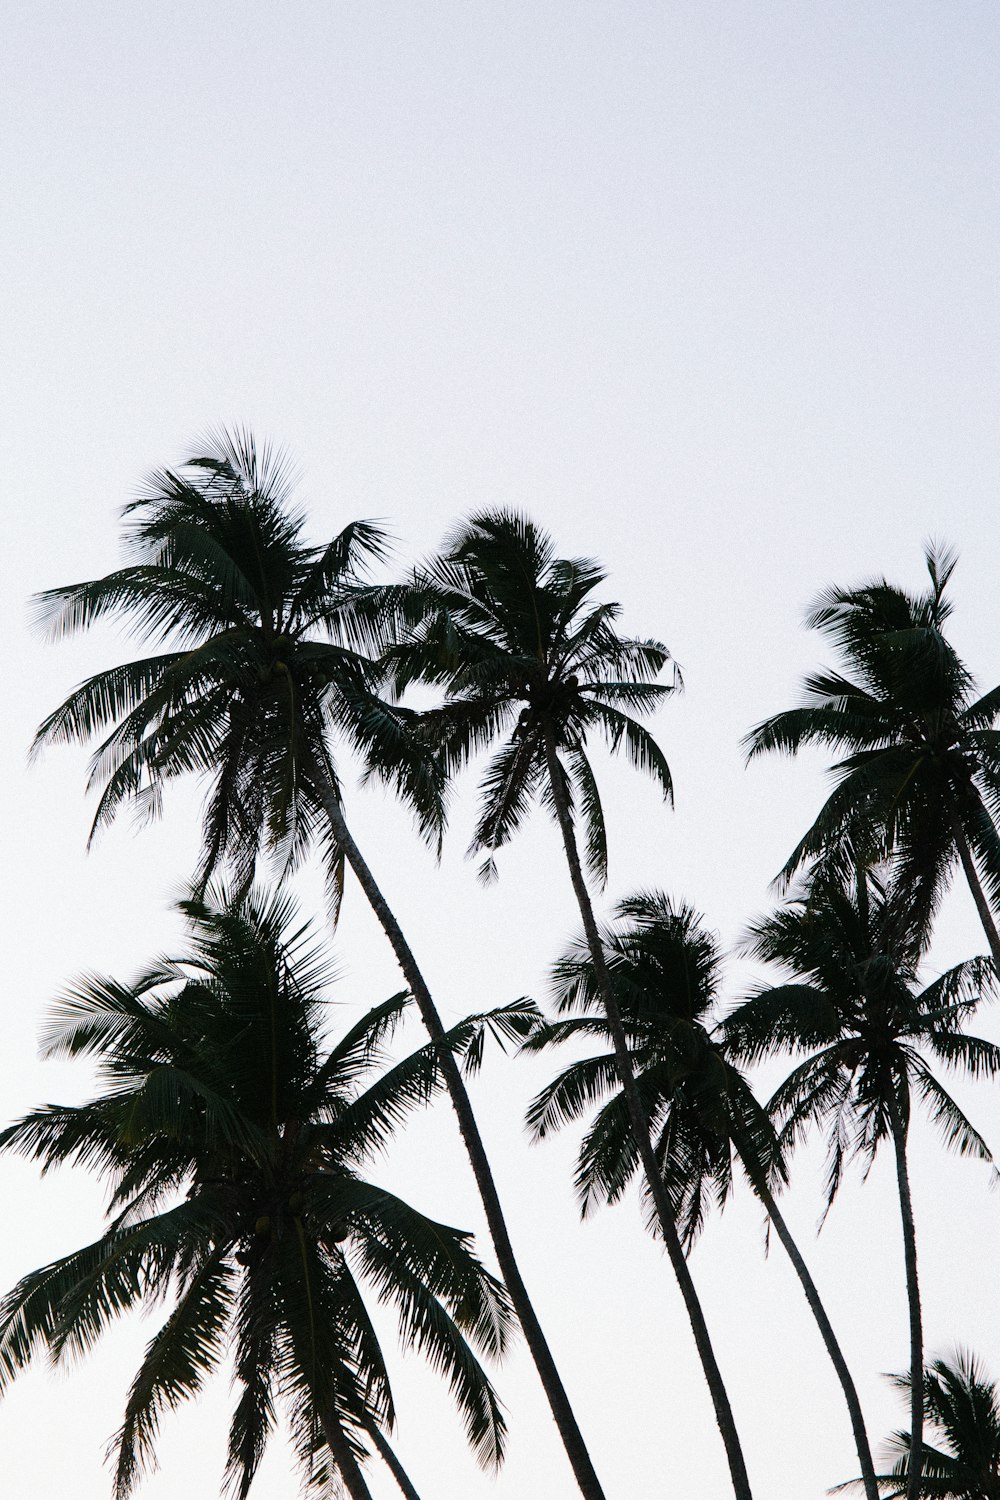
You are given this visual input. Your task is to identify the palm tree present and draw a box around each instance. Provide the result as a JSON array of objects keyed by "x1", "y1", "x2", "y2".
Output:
[
  {"x1": 836, "y1": 1350, "x2": 1000, "y2": 1498},
  {"x1": 522, "y1": 890, "x2": 881, "y2": 1500},
  {"x1": 743, "y1": 542, "x2": 1000, "y2": 971},
  {"x1": 31, "y1": 434, "x2": 605, "y2": 1500},
  {"x1": 0, "y1": 886, "x2": 513, "y2": 1500},
  {"x1": 721, "y1": 867, "x2": 1000, "y2": 1500},
  {"x1": 394, "y1": 513, "x2": 756, "y2": 1500}
]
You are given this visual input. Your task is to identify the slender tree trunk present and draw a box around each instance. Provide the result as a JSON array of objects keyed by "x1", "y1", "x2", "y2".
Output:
[
  {"x1": 658, "y1": 1207, "x2": 755, "y2": 1500},
  {"x1": 949, "y1": 807, "x2": 1000, "y2": 973},
  {"x1": 365, "y1": 1424, "x2": 423, "y2": 1500},
  {"x1": 753, "y1": 1178, "x2": 879, "y2": 1500},
  {"x1": 541, "y1": 730, "x2": 753, "y2": 1500},
  {"x1": 887, "y1": 1092, "x2": 923, "y2": 1500},
  {"x1": 318, "y1": 787, "x2": 607, "y2": 1500},
  {"x1": 319, "y1": 1411, "x2": 377, "y2": 1500}
]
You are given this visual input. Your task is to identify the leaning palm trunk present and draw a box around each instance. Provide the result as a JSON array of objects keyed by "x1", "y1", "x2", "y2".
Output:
[
  {"x1": 319, "y1": 1412, "x2": 377, "y2": 1500},
  {"x1": 318, "y1": 786, "x2": 607, "y2": 1500},
  {"x1": 887, "y1": 1094, "x2": 924, "y2": 1500},
  {"x1": 541, "y1": 732, "x2": 754, "y2": 1500},
  {"x1": 948, "y1": 804, "x2": 1000, "y2": 974},
  {"x1": 364, "y1": 1425, "x2": 423, "y2": 1500},
  {"x1": 751, "y1": 1177, "x2": 879, "y2": 1500}
]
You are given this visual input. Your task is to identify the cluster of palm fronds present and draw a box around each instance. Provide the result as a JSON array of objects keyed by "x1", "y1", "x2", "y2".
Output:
[{"x1": 11, "y1": 428, "x2": 1000, "y2": 1499}]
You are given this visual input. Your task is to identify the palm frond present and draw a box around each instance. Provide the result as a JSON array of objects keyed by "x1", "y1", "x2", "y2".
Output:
[{"x1": 112, "y1": 1254, "x2": 233, "y2": 1498}]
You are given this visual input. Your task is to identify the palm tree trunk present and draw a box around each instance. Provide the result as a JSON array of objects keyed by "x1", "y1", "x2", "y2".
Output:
[
  {"x1": 318, "y1": 1411, "x2": 377, "y2": 1500},
  {"x1": 364, "y1": 1424, "x2": 423, "y2": 1500},
  {"x1": 887, "y1": 1091, "x2": 923, "y2": 1500},
  {"x1": 752, "y1": 1178, "x2": 879, "y2": 1500},
  {"x1": 948, "y1": 807, "x2": 1000, "y2": 973},
  {"x1": 318, "y1": 786, "x2": 607, "y2": 1500},
  {"x1": 541, "y1": 730, "x2": 753, "y2": 1500}
]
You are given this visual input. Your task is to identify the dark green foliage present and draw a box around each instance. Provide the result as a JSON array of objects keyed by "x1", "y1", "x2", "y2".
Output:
[
  {"x1": 32, "y1": 429, "x2": 443, "y2": 910},
  {"x1": 0, "y1": 888, "x2": 512, "y2": 1497},
  {"x1": 31, "y1": 441, "x2": 1000, "y2": 1500},
  {"x1": 723, "y1": 868, "x2": 999, "y2": 1216},
  {"x1": 523, "y1": 891, "x2": 779, "y2": 1247},
  {"x1": 391, "y1": 509, "x2": 678, "y2": 884},
  {"x1": 837, "y1": 1351, "x2": 1000, "y2": 1498},
  {"x1": 744, "y1": 543, "x2": 1000, "y2": 940}
]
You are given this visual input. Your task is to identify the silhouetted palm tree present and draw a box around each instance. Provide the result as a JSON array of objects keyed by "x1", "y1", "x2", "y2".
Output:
[
  {"x1": 744, "y1": 543, "x2": 1000, "y2": 970},
  {"x1": 722, "y1": 868, "x2": 1000, "y2": 1500},
  {"x1": 394, "y1": 514, "x2": 754, "y2": 1500},
  {"x1": 836, "y1": 1350, "x2": 1000, "y2": 1498},
  {"x1": 31, "y1": 435, "x2": 605, "y2": 1500},
  {"x1": 0, "y1": 887, "x2": 512, "y2": 1500},
  {"x1": 524, "y1": 890, "x2": 880, "y2": 1500}
]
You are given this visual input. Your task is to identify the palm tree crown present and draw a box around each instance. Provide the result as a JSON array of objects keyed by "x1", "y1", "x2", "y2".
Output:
[
  {"x1": 394, "y1": 509, "x2": 678, "y2": 883},
  {"x1": 523, "y1": 891, "x2": 777, "y2": 1246},
  {"x1": 0, "y1": 888, "x2": 511, "y2": 1499},
  {"x1": 722, "y1": 870, "x2": 998, "y2": 1213},
  {"x1": 743, "y1": 542, "x2": 1000, "y2": 960},
  {"x1": 838, "y1": 1350, "x2": 1000, "y2": 1498},
  {"x1": 32, "y1": 429, "x2": 440, "y2": 903}
]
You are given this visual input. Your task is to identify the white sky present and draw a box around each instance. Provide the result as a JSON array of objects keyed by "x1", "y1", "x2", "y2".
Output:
[{"x1": 3, "y1": 4, "x2": 1000, "y2": 1497}]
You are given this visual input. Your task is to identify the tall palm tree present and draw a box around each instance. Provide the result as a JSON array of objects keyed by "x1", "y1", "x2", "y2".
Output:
[
  {"x1": 721, "y1": 868, "x2": 1000, "y2": 1500},
  {"x1": 395, "y1": 513, "x2": 756, "y2": 1500},
  {"x1": 31, "y1": 435, "x2": 605, "y2": 1500},
  {"x1": 522, "y1": 890, "x2": 880, "y2": 1500},
  {"x1": 836, "y1": 1350, "x2": 1000, "y2": 1498},
  {"x1": 743, "y1": 542, "x2": 1000, "y2": 970},
  {"x1": 0, "y1": 887, "x2": 513, "y2": 1500}
]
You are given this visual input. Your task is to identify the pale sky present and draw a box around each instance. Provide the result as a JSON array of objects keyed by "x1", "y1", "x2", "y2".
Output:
[{"x1": 3, "y1": 4, "x2": 1000, "y2": 1497}]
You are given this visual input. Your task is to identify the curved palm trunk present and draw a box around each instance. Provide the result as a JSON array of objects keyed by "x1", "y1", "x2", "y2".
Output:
[
  {"x1": 364, "y1": 1424, "x2": 423, "y2": 1500},
  {"x1": 949, "y1": 810, "x2": 1000, "y2": 974},
  {"x1": 318, "y1": 787, "x2": 607, "y2": 1500},
  {"x1": 542, "y1": 731, "x2": 753, "y2": 1500},
  {"x1": 753, "y1": 1179, "x2": 879, "y2": 1500},
  {"x1": 319, "y1": 1411, "x2": 377, "y2": 1500},
  {"x1": 887, "y1": 1093, "x2": 923, "y2": 1500}
]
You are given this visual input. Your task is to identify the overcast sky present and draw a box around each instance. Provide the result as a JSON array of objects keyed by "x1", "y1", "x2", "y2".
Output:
[{"x1": 4, "y1": 4, "x2": 1000, "y2": 1497}]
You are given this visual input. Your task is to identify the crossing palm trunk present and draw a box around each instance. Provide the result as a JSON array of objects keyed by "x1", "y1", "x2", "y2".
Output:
[
  {"x1": 542, "y1": 728, "x2": 753, "y2": 1500},
  {"x1": 364, "y1": 1424, "x2": 423, "y2": 1500},
  {"x1": 887, "y1": 1092, "x2": 923, "y2": 1500},
  {"x1": 319, "y1": 1411, "x2": 377, "y2": 1500},
  {"x1": 318, "y1": 785, "x2": 607, "y2": 1500},
  {"x1": 750, "y1": 1176, "x2": 879, "y2": 1500}
]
